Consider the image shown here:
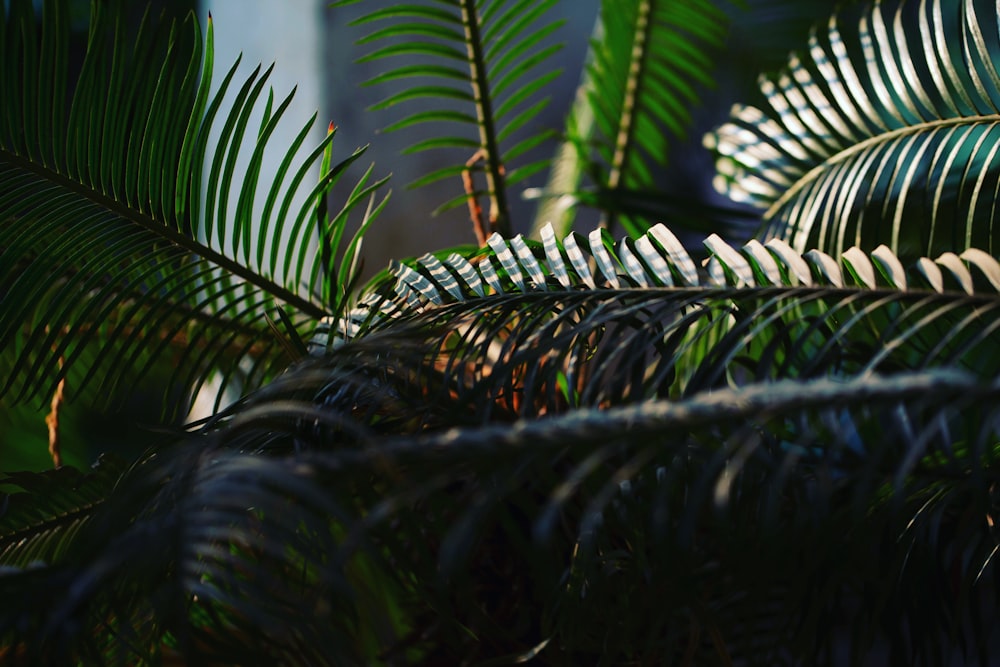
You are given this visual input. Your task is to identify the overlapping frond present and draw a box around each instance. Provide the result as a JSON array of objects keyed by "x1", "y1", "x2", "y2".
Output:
[
  {"x1": 707, "y1": 0, "x2": 1000, "y2": 259},
  {"x1": 5, "y1": 1, "x2": 1000, "y2": 664},
  {"x1": 0, "y1": 455, "x2": 123, "y2": 568},
  {"x1": 310, "y1": 220, "x2": 1000, "y2": 380},
  {"x1": 312, "y1": 284, "x2": 1000, "y2": 430},
  {"x1": 238, "y1": 278, "x2": 1000, "y2": 664},
  {"x1": 0, "y1": 442, "x2": 391, "y2": 665},
  {"x1": 534, "y1": 0, "x2": 731, "y2": 236},
  {"x1": 5, "y1": 364, "x2": 997, "y2": 664},
  {"x1": 0, "y1": 0, "x2": 387, "y2": 416},
  {"x1": 332, "y1": 0, "x2": 565, "y2": 236},
  {"x1": 6, "y1": 234, "x2": 1000, "y2": 663}
]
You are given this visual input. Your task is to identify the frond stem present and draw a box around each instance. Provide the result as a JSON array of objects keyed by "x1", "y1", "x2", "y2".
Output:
[
  {"x1": 330, "y1": 370, "x2": 992, "y2": 462},
  {"x1": 602, "y1": 0, "x2": 652, "y2": 233},
  {"x1": 459, "y1": 0, "x2": 510, "y2": 237}
]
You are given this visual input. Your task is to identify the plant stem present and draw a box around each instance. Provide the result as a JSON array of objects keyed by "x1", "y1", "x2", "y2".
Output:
[
  {"x1": 460, "y1": 0, "x2": 510, "y2": 238},
  {"x1": 603, "y1": 0, "x2": 652, "y2": 234}
]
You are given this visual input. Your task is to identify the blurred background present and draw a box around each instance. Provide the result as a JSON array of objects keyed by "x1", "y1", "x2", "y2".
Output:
[{"x1": 202, "y1": 0, "x2": 605, "y2": 274}]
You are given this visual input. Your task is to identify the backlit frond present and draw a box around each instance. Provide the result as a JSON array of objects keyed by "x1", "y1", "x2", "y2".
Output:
[
  {"x1": 707, "y1": 0, "x2": 1000, "y2": 259},
  {"x1": 312, "y1": 221, "x2": 1000, "y2": 353}
]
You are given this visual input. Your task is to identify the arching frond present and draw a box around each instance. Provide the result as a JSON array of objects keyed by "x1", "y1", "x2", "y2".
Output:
[
  {"x1": 0, "y1": 0, "x2": 388, "y2": 416},
  {"x1": 331, "y1": 0, "x2": 566, "y2": 237},
  {"x1": 707, "y1": 0, "x2": 1000, "y2": 259},
  {"x1": 310, "y1": 225, "x2": 1000, "y2": 380}
]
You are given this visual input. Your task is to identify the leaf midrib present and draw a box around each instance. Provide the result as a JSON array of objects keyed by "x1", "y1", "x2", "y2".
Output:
[
  {"x1": 1, "y1": 148, "x2": 328, "y2": 320},
  {"x1": 765, "y1": 114, "x2": 1000, "y2": 220}
]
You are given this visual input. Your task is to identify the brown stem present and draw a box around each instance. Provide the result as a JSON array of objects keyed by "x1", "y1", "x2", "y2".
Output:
[
  {"x1": 45, "y1": 336, "x2": 66, "y2": 468},
  {"x1": 459, "y1": 0, "x2": 510, "y2": 237},
  {"x1": 464, "y1": 149, "x2": 489, "y2": 246}
]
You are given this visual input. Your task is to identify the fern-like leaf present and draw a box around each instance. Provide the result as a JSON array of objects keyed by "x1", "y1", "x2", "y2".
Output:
[
  {"x1": 332, "y1": 0, "x2": 565, "y2": 237},
  {"x1": 6, "y1": 358, "x2": 997, "y2": 663},
  {"x1": 0, "y1": 455, "x2": 124, "y2": 568},
  {"x1": 707, "y1": 0, "x2": 1000, "y2": 259},
  {"x1": 0, "y1": 0, "x2": 387, "y2": 417},
  {"x1": 312, "y1": 220, "x2": 1000, "y2": 354},
  {"x1": 531, "y1": 0, "x2": 732, "y2": 237},
  {"x1": 130, "y1": 359, "x2": 1000, "y2": 663}
]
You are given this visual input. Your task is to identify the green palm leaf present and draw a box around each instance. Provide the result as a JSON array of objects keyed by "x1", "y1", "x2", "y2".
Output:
[
  {"x1": 531, "y1": 0, "x2": 732, "y2": 237},
  {"x1": 291, "y1": 217, "x2": 1000, "y2": 662},
  {"x1": 707, "y1": 0, "x2": 1000, "y2": 260},
  {"x1": 0, "y1": 442, "x2": 387, "y2": 664},
  {"x1": 332, "y1": 0, "x2": 565, "y2": 238},
  {"x1": 5, "y1": 1, "x2": 1000, "y2": 664},
  {"x1": 259, "y1": 295, "x2": 1000, "y2": 664},
  {"x1": 7, "y1": 216, "x2": 1000, "y2": 663},
  {"x1": 0, "y1": 0, "x2": 387, "y2": 417}
]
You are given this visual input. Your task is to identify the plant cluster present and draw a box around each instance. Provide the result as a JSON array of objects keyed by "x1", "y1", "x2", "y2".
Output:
[{"x1": 2, "y1": 0, "x2": 1000, "y2": 664}]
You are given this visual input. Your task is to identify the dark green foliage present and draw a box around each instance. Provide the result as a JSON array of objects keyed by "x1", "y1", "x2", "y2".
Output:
[
  {"x1": 0, "y1": 0, "x2": 387, "y2": 418},
  {"x1": 332, "y1": 0, "x2": 566, "y2": 236},
  {"x1": 5, "y1": 361, "x2": 998, "y2": 664},
  {"x1": 3, "y1": 0, "x2": 1000, "y2": 665}
]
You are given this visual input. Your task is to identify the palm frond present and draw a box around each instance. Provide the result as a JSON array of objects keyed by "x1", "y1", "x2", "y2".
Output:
[
  {"x1": 299, "y1": 224, "x2": 1000, "y2": 454},
  {"x1": 6, "y1": 365, "x2": 996, "y2": 664},
  {"x1": 6, "y1": 1, "x2": 1000, "y2": 664},
  {"x1": 7, "y1": 218, "x2": 1000, "y2": 663},
  {"x1": 530, "y1": 0, "x2": 732, "y2": 237},
  {"x1": 332, "y1": 0, "x2": 566, "y2": 237},
  {"x1": 0, "y1": 441, "x2": 391, "y2": 665},
  {"x1": 707, "y1": 0, "x2": 1000, "y2": 259},
  {"x1": 0, "y1": 0, "x2": 388, "y2": 416},
  {"x1": 316, "y1": 286, "x2": 1000, "y2": 428},
  {"x1": 0, "y1": 455, "x2": 124, "y2": 568}
]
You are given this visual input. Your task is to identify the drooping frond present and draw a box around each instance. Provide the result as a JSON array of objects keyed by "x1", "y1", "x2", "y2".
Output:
[
  {"x1": 0, "y1": 441, "x2": 388, "y2": 665},
  {"x1": 707, "y1": 0, "x2": 1000, "y2": 259},
  {"x1": 337, "y1": 368, "x2": 1000, "y2": 664},
  {"x1": 5, "y1": 365, "x2": 998, "y2": 664},
  {"x1": 331, "y1": 0, "x2": 565, "y2": 237},
  {"x1": 0, "y1": 0, "x2": 387, "y2": 416},
  {"x1": 532, "y1": 0, "x2": 732, "y2": 237}
]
